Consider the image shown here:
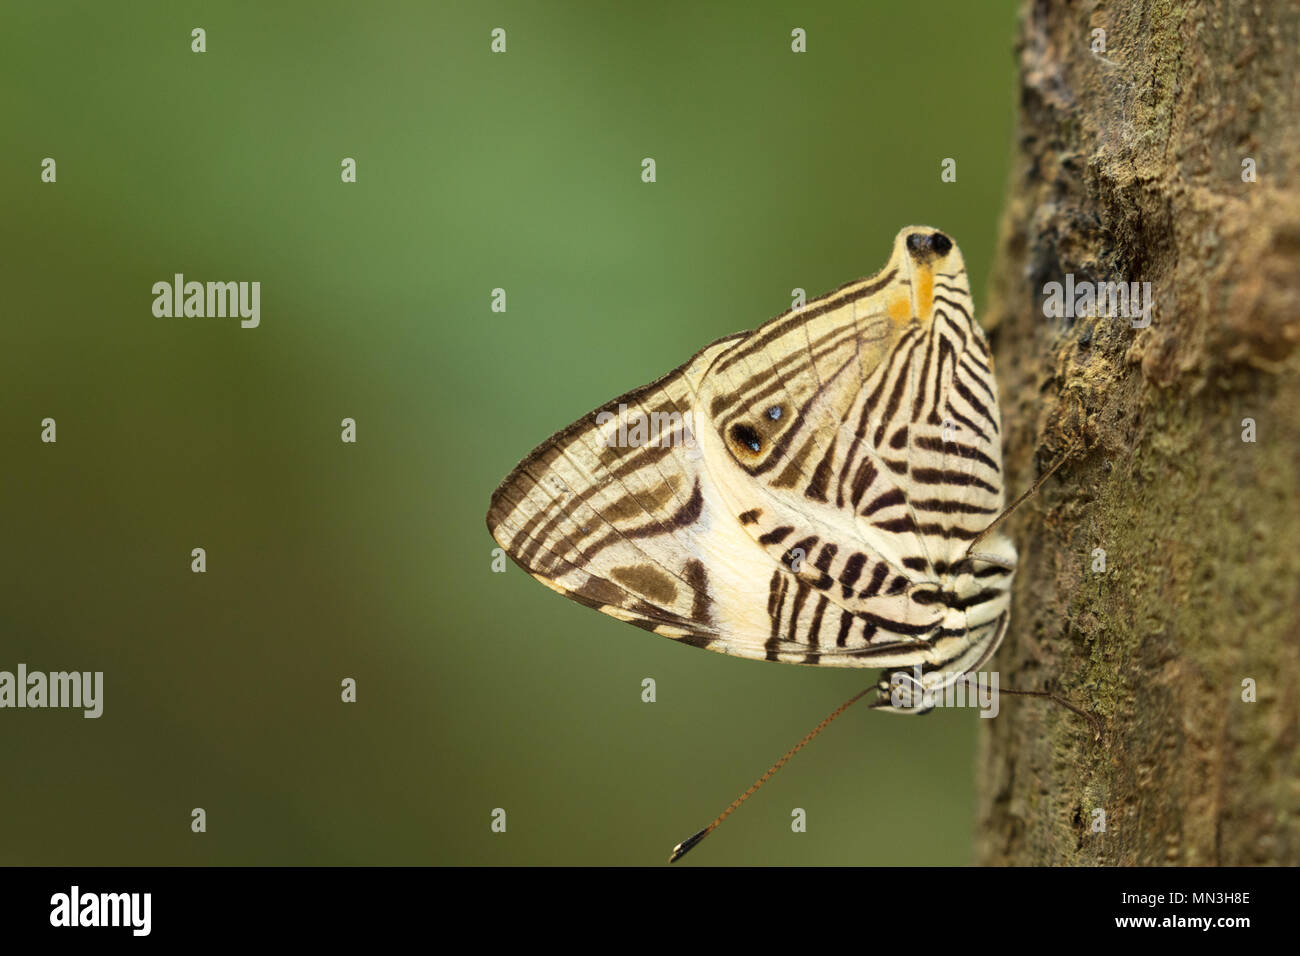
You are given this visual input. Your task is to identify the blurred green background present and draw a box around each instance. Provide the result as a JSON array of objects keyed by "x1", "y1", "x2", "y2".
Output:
[{"x1": 0, "y1": 1, "x2": 1019, "y2": 864}]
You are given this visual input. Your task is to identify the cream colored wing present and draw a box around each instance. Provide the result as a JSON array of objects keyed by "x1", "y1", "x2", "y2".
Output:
[
  {"x1": 488, "y1": 334, "x2": 739, "y2": 649},
  {"x1": 695, "y1": 228, "x2": 1013, "y2": 640},
  {"x1": 486, "y1": 336, "x2": 931, "y2": 667},
  {"x1": 487, "y1": 227, "x2": 1012, "y2": 671}
]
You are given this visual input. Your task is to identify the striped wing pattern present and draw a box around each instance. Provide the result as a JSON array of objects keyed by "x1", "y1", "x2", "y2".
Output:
[{"x1": 486, "y1": 227, "x2": 1016, "y2": 708}]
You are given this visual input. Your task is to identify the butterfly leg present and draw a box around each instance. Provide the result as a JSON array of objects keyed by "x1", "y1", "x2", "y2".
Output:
[
  {"x1": 970, "y1": 614, "x2": 1103, "y2": 738},
  {"x1": 963, "y1": 551, "x2": 1017, "y2": 572},
  {"x1": 870, "y1": 668, "x2": 936, "y2": 715},
  {"x1": 868, "y1": 612, "x2": 1010, "y2": 715}
]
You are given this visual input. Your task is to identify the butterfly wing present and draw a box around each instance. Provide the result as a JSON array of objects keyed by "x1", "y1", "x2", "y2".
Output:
[
  {"x1": 487, "y1": 334, "x2": 745, "y2": 648},
  {"x1": 487, "y1": 227, "x2": 1014, "y2": 672},
  {"x1": 695, "y1": 228, "x2": 1013, "y2": 638}
]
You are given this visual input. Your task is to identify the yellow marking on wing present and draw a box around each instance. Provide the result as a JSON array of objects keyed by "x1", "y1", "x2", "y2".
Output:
[{"x1": 887, "y1": 292, "x2": 912, "y2": 323}]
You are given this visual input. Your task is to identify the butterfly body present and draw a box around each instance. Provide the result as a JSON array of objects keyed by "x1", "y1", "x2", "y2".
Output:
[{"x1": 488, "y1": 227, "x2": 1014, "y2": 712}]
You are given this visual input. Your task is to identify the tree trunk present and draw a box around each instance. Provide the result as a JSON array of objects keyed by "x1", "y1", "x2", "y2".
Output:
[{"x1": 974, "y1": 0, "x2": 1300, "y2": 865}]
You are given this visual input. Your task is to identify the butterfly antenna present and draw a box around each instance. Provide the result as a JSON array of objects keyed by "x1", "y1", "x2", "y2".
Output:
[
  {"x1": 964, "y1": 442, "x2": 1078, "y2": 557},
  {"x1": 668, "y1": 686, "x2": 874, "y2": 863}
]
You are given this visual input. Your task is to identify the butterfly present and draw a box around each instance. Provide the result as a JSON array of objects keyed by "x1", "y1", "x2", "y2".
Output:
[{"x1": 486, "y1": 227, "x2": 1022, "y2": 856}]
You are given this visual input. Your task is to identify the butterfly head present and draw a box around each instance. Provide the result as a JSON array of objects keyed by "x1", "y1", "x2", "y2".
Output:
[{"x1": 886, "y1": 226, "x2": 969, "y2": 327}]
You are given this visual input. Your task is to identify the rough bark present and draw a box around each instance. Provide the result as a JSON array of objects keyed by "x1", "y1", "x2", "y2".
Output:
[{"x1": 974, "y1": 0, "x2": 1300, "y2": 865}]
